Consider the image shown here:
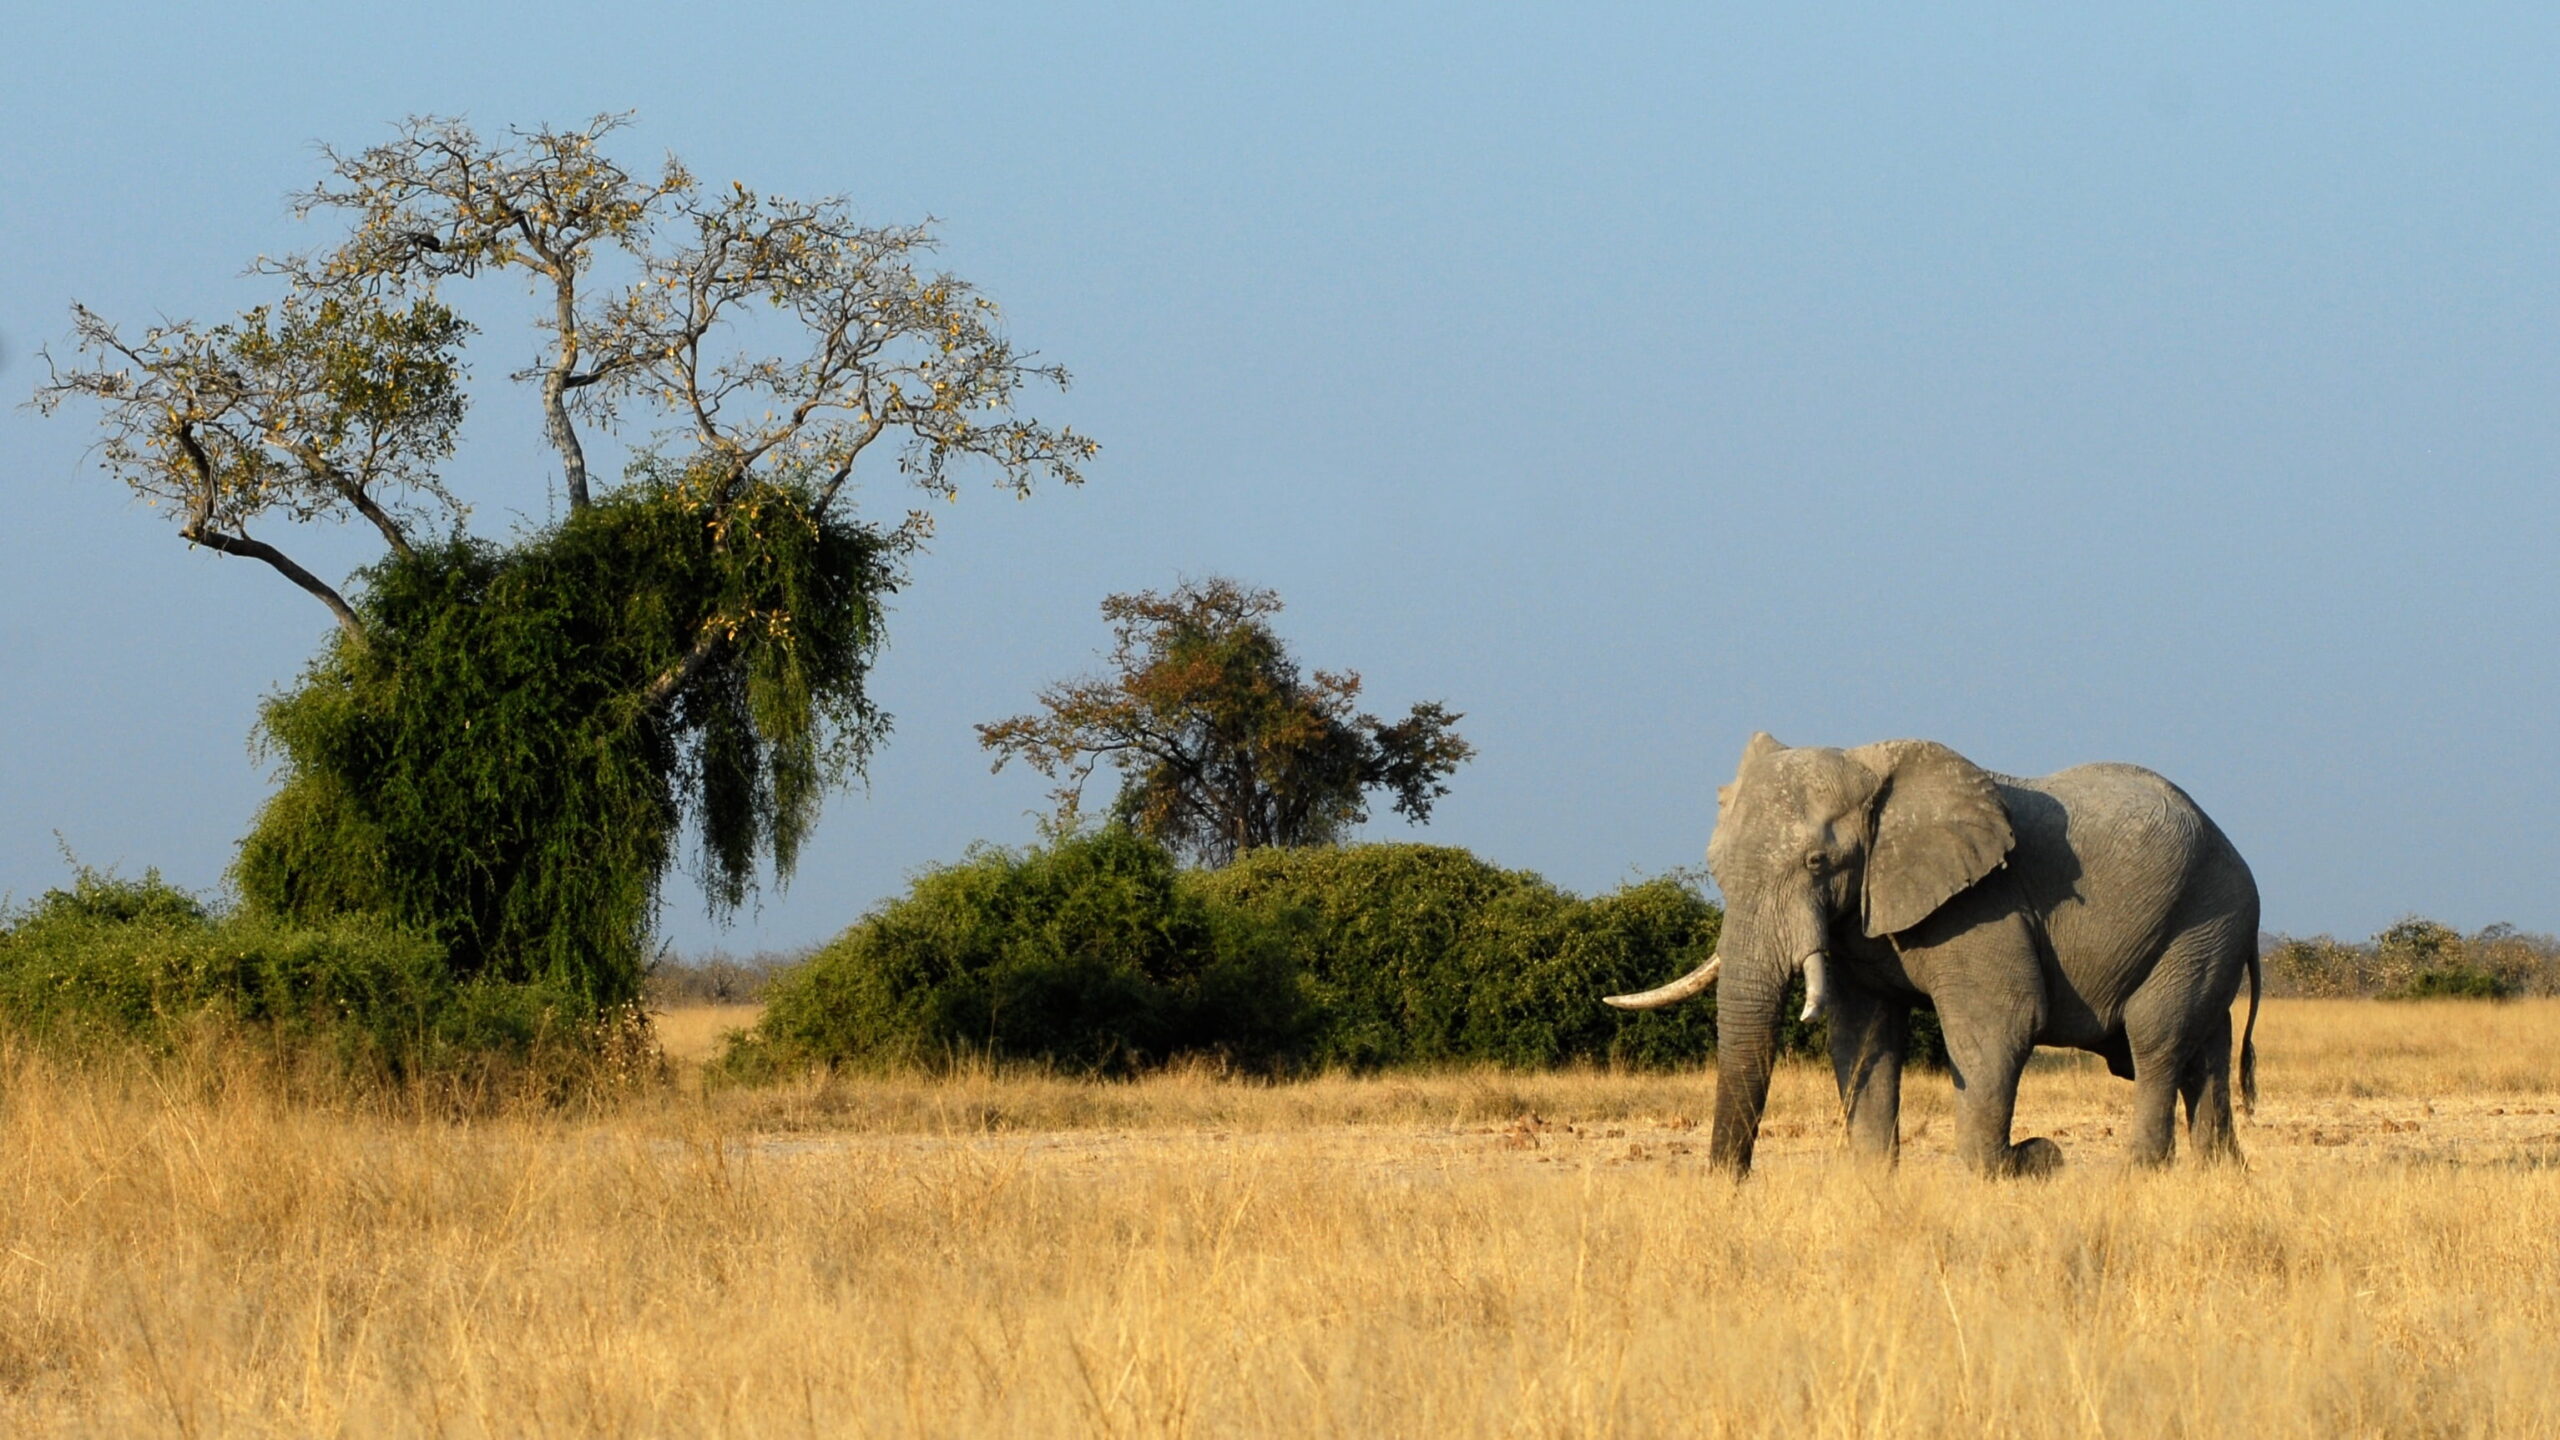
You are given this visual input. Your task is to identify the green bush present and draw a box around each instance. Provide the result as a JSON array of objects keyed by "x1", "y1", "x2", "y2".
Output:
[
  {"x1": 1190, "y1": 844, "x2": 1735, "y2": 1070},
  {"x1": 0, "y1": 868, "x2": 594, "y2": 1075},
  {"x1": 730, "y1": 829, "x2": 1312, "y2": 1078},
  {"x1": 2387, "y1": 964, "x2": 2516, "y2": 1001}
]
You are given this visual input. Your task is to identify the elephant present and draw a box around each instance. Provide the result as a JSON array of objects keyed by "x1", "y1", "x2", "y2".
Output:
[{"x1": 1606, "y1": 734, "x2": 2260, "y2": 1178}]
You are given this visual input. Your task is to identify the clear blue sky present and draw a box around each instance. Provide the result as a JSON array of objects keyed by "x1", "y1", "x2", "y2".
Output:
[{"x1": 5, "y1": 4, "x2": 2555, "y2": 952}]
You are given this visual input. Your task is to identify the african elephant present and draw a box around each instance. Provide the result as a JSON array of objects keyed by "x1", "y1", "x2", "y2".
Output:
[{"x1": 1607, "y1": 734, "x2": 2260, "y2": 1178}]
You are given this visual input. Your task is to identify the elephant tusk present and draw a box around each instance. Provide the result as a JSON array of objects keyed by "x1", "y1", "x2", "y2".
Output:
[
  {"x1": 1799, "y1": 952, "x2": 1832, "y2": 1023},
  {"x1": 1603, "y1": 953, "x2": 1721, "y2": 1010}
]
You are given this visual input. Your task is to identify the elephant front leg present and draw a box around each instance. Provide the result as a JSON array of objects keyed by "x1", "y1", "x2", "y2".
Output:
[{"x1": 1826, "y1": 984, "x2": 1908, "y2": 1163}]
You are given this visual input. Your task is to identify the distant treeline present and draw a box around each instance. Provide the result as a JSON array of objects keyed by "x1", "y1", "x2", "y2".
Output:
[
  {"x1": 2262, "y1": 919, "x2": 2560, "y2": 1000},
  {"x1": 647, "y1": 951, "x2": 805, "y2": 1007}
]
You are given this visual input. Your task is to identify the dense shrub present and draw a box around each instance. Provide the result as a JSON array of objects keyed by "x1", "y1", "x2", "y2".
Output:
[
  {"x1": 0, "y1": 868, "x2": 597, "y2": 1076},
  {"x1": 1189, "y1": 844, "x2": 1730, "y2": 1069},
  {"x1": 2462, "y1": 925, "x2": 2560, "y2": 993},
  {"x1": 731, "y1": 829, "x2": 1312, "y2": 1077}
]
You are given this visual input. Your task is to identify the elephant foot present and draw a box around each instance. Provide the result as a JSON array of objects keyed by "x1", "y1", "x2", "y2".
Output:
[{"x1": 2000, "y1": 1137, "x2": 2063, "y2": 1179}]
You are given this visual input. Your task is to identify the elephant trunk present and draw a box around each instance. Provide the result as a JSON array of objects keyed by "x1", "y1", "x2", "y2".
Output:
[
  {"x1": 1709, "y1": 892, "x2": 1831, "y2": 1175},
  {"x1": 1708, "y1": 958, "x2": 1787, "y2": 1174}
]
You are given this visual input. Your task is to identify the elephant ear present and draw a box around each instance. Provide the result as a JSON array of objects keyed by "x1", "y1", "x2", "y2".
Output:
[{"x1": 1848, "y1": 740, "x2": 2015, "y2": 939}]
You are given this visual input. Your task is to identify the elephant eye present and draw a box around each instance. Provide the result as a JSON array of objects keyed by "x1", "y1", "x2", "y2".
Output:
[{"x1": 1803, "y1": 851, "x2": 1826, "y2": 872}]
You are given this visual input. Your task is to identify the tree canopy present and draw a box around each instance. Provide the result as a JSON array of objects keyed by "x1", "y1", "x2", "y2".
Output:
[
  {"x1": 36, "y1": 115, "x2": 1093, "y2": 1006},
  {"x1": 977, "y1": 578, "x2": 1474, "y2": 867}
]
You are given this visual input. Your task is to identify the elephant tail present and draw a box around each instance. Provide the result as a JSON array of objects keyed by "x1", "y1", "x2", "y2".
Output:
[{"x1": 2239, "y1": 939, "x2": 2261, "y2": 1117}]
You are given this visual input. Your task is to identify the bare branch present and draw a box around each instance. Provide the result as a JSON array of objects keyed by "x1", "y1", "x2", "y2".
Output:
[
  {"x1": 30, "y1": 298, "x2": 463, "y2": 620},
  {"x1": 162, "y1": 418, "x2": 364, "y2": 641},
  {"x1": 182, "y1": 522, "x2": 365, "y2": 642},
  {"x1": 588, "y1": 190, "x2": 1095, "y2": 516},
  {"x1": 286, "y1": 114, "x2": 692, "y2": 510},
  {"x1": 35, "y1": 114, "x2": 1095, "y2": 733}
]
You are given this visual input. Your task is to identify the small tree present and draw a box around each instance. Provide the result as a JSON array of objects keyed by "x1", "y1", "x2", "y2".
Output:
[
  {"x1": 977, "y1": 577, "x2": 1474, "y2": 866},
  {"x1": 34, "y1": 115, "x2": 1093, "y2": 1007}
]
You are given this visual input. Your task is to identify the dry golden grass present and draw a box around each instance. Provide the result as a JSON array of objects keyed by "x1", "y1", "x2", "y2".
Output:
[
  {"x1": 2, "y1": 999, "x2": 2557, "y2": 1437},
  {"x1": 648, "y1": 1003, "x2": 763, "y2": 1067}
]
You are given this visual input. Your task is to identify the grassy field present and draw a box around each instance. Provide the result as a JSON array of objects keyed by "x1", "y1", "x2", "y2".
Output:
[{"x1": 2, "y1": 999, "x2": 2556, "y2": 1437}]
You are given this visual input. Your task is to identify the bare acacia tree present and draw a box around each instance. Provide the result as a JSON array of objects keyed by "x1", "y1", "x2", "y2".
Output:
[
  {"x1": 34, "y1": 112, "x2": 1094, "y2": 672},
  {"x1": 32, "y1": 115, "x2": 1100, "y2": 992}
]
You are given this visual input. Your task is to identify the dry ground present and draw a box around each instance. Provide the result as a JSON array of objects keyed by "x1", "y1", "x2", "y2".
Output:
[{"x1": 2, "y1": 999, "x2": 2557, "y2": 1437}]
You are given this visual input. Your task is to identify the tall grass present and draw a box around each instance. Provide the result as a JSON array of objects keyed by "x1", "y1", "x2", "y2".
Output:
[{"x1": 3, "y1": 999, "x2": 2558, "y2": 1435}]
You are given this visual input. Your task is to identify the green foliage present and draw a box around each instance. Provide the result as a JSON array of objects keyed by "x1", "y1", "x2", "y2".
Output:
[
  {"x1": 1191, "y1": 844, "x2": 1728, "y2": 1070},
  {"x1": 731, "y1": 828, "x2": 1311, "y2": 1078},
  {"x1": 0, "y1": 869, "x2": 583, "y2": 1072},
  {"x1": 2389, "y1": 964, "x2": 2515, "y2": 1001},
  {"x1": 1205, "y1": 848, "x2": 1964, "y2": 1068},
  {"x1": 979, "y1": 579, "x2": 1473, "y2": 867},
  {"x1": 25, "y1": 865, "x2": 212, "y2": 927},
  {"x1": 236, "y1": 466, "x2": 897, "y2": 1008}
]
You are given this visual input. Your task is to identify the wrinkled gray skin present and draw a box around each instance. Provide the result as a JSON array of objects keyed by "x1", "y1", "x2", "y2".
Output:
[{"x1": 1610, "y1": 734, "x2": 2260, "y2": 1178}]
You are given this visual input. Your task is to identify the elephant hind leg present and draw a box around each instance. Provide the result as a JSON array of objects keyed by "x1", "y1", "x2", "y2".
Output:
[
  {"x1": 2120, "y1": 989, "x2": 2188, "y2": 1167},
  {"x1": 2124, "y1": 916, "x2": 2250, "y2": 1168},
  {"x1": 2179, "y1": 1007, "x2": 2244, "y2": 1166},
  {"x1": 2124, "y1": 1060, "x2": 2181, "y2": 1166}
]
